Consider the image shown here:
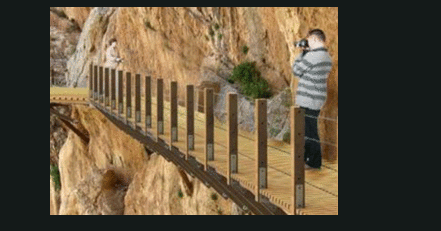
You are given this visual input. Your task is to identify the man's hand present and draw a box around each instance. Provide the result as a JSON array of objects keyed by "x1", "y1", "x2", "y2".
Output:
[
  {"x1": 292, "y1": 48, "x2": 312, "y2": 79},
  {"x1": 301, "y1": 49, "x2": 309, "y2": 57}
]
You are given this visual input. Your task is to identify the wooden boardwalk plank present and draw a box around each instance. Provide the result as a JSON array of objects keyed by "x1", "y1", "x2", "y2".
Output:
[{"x1": 50, "y1": 87, "x2": 89, "y2": 104}]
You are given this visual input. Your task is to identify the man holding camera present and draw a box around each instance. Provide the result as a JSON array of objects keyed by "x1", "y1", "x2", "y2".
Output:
[{"x1": 292, "y1": 29, "x2": 333, "y2": 169}]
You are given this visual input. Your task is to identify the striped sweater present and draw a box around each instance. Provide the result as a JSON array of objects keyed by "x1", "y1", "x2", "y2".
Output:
[{"x1": 292, "y1": 47, "x2": 333, "y2": 110}]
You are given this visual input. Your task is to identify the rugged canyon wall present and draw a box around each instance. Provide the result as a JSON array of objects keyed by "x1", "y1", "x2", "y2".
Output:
[
  {"x1": 66, "y1": 7, "x2": 337, "y2": 95},
  {"x1": 64, "y1": 7, "x2": 338, "y2": 158},
  {"x1": 50, "y1": 105, "x2": 238, "y2": 215},
  {"x1": 50, "y1": 7, "x2": 338, "y2": 215}
]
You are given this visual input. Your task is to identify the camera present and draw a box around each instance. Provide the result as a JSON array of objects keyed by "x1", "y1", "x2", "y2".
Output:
[{"x1": 294, "y1": 39, "x2": 309, "y2": 49}]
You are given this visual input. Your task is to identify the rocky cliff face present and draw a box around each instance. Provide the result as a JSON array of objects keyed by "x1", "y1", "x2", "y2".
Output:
[
  {"x1": 50, "y1": 105, "x2": 241, "y2": 215},
  {"x1": 66, "y1": 6, "x2": 337, "y2": 152},
  {"x1": 67, "y1": 7, "x2": 337, "y2": 94},
  {"x1": 50, "y1": 7, "x2": 338, "y2": 215}
]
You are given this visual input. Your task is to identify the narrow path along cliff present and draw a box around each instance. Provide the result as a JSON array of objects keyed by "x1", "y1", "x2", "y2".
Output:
[{"x1": 50, "y1": 7, "x2": 338, "y2": 215}]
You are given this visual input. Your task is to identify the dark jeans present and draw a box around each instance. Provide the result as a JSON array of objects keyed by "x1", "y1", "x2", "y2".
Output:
[{"x1": 301, "y1": 107, "x2": 322, "y2": 168}]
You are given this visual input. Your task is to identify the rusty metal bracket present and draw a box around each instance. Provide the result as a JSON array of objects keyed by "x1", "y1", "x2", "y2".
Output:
[{"x1": 50, "y1": 106, "x2": 89, "y2": 144}]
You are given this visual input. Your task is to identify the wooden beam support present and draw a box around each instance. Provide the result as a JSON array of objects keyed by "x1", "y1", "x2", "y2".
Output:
[
  {"x1": 118, "y1": 70, "x2": 123, "y2": 116},
  {"x1": 255, "y1": 99, "x2": 267, "y2": 202},
  {"x1": 227, "y1": 93, "x2": 238, "y2": 185},
  {"x1": 135, "y1": 74, "x2": 141, "y2": 124},
  {"x1": 111, "y1": 68, "x2": 116, "y2": 110},
  {"x1": 170, "y1": 81, "x2": 178, "y2": 143},
  {"x1": 204, "y1": 88, "x2": 214, "y2": 170},
  {"x1": 89, "y1": 63, "x2": 93, "y2": 99},
  {"x1": 99, "y1": 66, "x2": 103, "y2": 105},
  {"x1": 93, "y1": 65, "x2": 98, "y2": 101},
  {"x1": 145, "y1": 76, "x2": 152, "y2": 129},
  {"x1": 126, "y1": 71, "x2": 132, "y2": 120},
  {"x1": 186, "y1": 85, "x2": 194, "y2": 158},
  {"x1": 157, "y1": 78, "x2": 164, "y2": 135},
  {"x1": 50, "y1": 107, "x2": 89, "y2": 144},
  {"x1": 105, "y1": 67, "x2": 110, "y2": 107},
  {"x1": 291, "y1": 106, "x2": 305, "y2": 214}
]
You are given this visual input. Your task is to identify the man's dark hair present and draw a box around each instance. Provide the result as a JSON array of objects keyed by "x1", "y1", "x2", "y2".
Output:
[
  {"x1": 109, "y1": 38, "x2": 117, "y2": 45},
  {"x1": 308, "y1": 29, "x2": 326, "y2": 42}
]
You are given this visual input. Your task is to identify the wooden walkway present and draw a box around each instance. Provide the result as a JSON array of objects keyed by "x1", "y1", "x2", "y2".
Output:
[
  {"x1": 50, "y1": 87, "x2": 88, "y2": 104},
  {"x1": 122, "y1": 94, "x2": 337, "y2": 215},
  {"x1": 49, "y1": 65, "x2": 338, "y2": 215}
]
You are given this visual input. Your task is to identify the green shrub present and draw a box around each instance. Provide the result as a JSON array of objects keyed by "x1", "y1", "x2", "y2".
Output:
[
  {"x1": 214, "y1": 23, "x2": 220, "y2": 30},
  {"x1": 208, "y1": 27, "x2": 215, "y2": 38},
  {"x1": 228, "y1": 61, "x2": 272, "y2": 99},
  {"x1": 178, "y1": 189, "x2": 184, "y2": 198},
  {"x1": 50, "y1": 164, "x2": 61, "y2": 191},
  {"x1": 242, "y1": 78, "x2": 272, "y2": 99},
  {"x1": 211, "y1": 193, "x2": 218, "y2": 201},
  {"x1": 242, "y1": 45, "x2": 249, "y2": 55}
]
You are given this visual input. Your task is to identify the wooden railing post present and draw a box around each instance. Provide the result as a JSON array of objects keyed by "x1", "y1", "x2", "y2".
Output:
[
  {"x1": 170, "y1": 81, "x2": 178, "y2": 143},
  {"x1": 145, "y1": 76, "x2": 152, "y2": 129},
  {"x1": 157, "y1": 78, "x2": 164, "y2": 135},
  {"x1": 99, "y1": 66, "x2": 104, "y2": 105},
  {"x1": 186, "y1": 85, "x2": 194, "y2": 157},
  {"x1": 204, "y1": 88, "x2": 214, "y2": 170},
  {"x1": 291, "y1": 106, "x2": 305, "y2": 214},
  {"x1": 111, "y1": 69, "x2": 116, "y2": 110},
  {"x1": 126, "y1": 72, "x2": 132, "y2": 122},
  {"x1": 94, "y1": 65, "x2": 98, "y2": 101},
  {"x1": 227, "y1": 93, "x2": 238, "y2": 185},
  {"x1": 89, "y1": 63, "x2": 93, "y2": 99},
  {"x1": 118, "y1": 70, "x2": 124, "y2": 117},
  {"x1": 105, "y1": 67, "x2": 110, "y2": 108},
  {"x1": 255, "y1": 99, "x2": 267, "y2": 202},
  {"x1": 135, "y1": 74, "x2": 141, "y2": 124}
]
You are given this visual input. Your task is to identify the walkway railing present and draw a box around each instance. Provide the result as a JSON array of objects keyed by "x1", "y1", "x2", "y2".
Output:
[{"x1": 85, "y1": 63, "x2": 338, "y2": 215}]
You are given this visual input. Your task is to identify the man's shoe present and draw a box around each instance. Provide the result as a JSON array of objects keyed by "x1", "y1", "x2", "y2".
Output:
[{"x1": 305, "y1": 164, "x2": 320, "y2": 170}]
